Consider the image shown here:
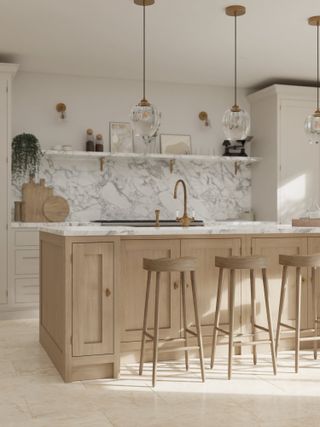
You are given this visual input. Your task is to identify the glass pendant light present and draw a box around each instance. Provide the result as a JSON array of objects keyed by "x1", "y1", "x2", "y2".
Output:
[
  {"x1": 305, "y1": 16, "x2": 320, "y2": 144},
  {"x1": 130, "y1": 0, "x2": 161, "y2": 139},
  {"x1": 222, "y1": 5, "x2": 250, "y2": 141}
]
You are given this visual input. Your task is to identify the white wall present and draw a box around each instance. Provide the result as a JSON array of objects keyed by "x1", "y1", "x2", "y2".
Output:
[{"x1": 12, "y1": 71, "x2": 250, "y2": 154}]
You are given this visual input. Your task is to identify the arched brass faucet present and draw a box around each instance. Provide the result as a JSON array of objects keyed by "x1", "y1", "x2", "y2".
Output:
[{"x1": 173, "y1": 179, "x2": 194, "y2": 227}]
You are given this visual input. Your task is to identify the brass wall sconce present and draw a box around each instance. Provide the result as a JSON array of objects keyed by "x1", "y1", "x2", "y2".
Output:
[
  {"x1": 56, "y1": 103, "x2": 67, "y2": 119},
  {"x1": 199, "y1": 111, "x2": 210, "y2": 127}
]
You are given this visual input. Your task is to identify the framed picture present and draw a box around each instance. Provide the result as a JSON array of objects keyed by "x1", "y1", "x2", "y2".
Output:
[
  {"x1": 160, "y1": 134, "x2": 192, "y2": 155},
  {"x1": 109, "y1": 122, "x2": 133, "y2": 153}
]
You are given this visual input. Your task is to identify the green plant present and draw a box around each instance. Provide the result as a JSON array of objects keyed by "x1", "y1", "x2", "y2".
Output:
[{"x1": 12, "y1": 133, "x2": 42, "y2": 181}]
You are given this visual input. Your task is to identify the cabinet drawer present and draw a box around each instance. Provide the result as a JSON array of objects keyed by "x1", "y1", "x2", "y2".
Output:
[
  {"x1": 15, "y1": 231, "x2": 39, "y2": 247},
  {"x1": 15, "y1": 250, "x2": 40, "y2": 275},
  {"x1": 15, "y1": 278, "x2": 39, "y2": 304}
]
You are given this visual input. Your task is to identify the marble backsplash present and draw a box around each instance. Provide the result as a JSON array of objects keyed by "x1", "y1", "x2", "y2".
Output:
[{"x1": 12, "y1": 156, "x2": 251, "y2": 222}]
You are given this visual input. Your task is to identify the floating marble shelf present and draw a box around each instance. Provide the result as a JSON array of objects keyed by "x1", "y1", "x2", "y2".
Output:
[{"x1": 43, "y1": 150, "x2": 261, "y2": 174}]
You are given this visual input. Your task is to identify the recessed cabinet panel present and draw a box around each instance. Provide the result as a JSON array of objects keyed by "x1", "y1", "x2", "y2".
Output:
[
  {"x1": 15, "y1": 277, "x2": 39, "y2": 303},
  {"x1": 181, "y1": 238, "x2": 241, "y2": 337},
  {"x1": 15, "y1": 230, "x2": 39, "y2": 247},
  {"x1": 120, "y1": 239, "x2": 180, "y2": 343},
  {"x1": 15, "y1": 249, "x2": 40, "y2": 275},
  {"x1": 72, "y1": 242, "x2": 114, "y2": 357},
  {"x1": 251, "y1": 237, "x2": 308, "y2": 331}
]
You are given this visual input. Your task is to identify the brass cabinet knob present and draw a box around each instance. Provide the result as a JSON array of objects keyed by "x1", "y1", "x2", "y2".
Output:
[
  {"x1": 173, "y1": 282, "x2": 179, "y2": 290},
  {"x1": 302, "y1": 277, "x2": 306, "y2": 283},
  {"x1": 105, "y1": 288, "x2": 111, "y2": 297}
]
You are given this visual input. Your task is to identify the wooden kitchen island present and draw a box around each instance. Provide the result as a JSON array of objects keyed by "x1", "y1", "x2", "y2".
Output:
[{"x1": 39, "y1": 223, "x2": 320, "y2": 382}]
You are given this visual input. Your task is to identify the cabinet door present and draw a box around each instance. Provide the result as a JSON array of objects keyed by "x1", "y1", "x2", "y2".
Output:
[
  {"x1": 251, "y1": 237, "x2": 308, "y2": 336},
  {"x1": 279, "y1": 99, "x2": 319, "y2": 224},
  {"x1": 181, "y1": 238, "x2": 241, "y2": 337},
  {"x1": 72, "y1": 242, "x2": 114, "y2": 357},
  {"x1": 307, "y1": 238, "x2": 320, "y2": 328},
  {"x1": 120, "y1": 239, "x2": 180, "y2": 343},
  {"x1": 0, "y1": 79, "x2": 8, "y2": 304}
]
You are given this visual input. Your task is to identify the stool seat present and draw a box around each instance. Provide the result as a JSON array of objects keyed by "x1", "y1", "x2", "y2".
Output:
[
  {"x1": 139, "y1": 256, "x2": 205, "y2": 386},
  {"x1": 279, "y1": 254, "x2": 320, "y2": 268},
  {"x1": 211, "y1": 254, "x2": 276, "y2": 379},
  {"x1": 143, "y1": 257, "x2": 197, "y2": 272},
  {"x1": 215, "y1": 255, "x2": 268, "y2": 270}
]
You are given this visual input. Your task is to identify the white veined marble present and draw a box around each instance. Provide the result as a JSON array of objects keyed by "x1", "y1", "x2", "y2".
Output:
[{"x1": 12, "y1": 155, "x2": 252, "y2": 222}]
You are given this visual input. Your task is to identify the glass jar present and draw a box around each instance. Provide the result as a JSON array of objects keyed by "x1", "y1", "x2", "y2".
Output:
[
  {"x1": 95, "y1": 134, "x2": 104, "y2": 152},
  {"x1": 85, "y1": 129, "x2": 94, "y2": 152}
]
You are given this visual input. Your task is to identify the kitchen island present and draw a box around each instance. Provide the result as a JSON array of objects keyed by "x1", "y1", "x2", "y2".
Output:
[{"x1": 40, "y1": 222, "x2": 320, "y2": 381}]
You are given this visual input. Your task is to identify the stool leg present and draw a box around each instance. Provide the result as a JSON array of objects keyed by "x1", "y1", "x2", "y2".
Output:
[
  {"x1": 152, "y1": 272, "x2": 161, "y2": 387},
  {"x1": 228, "y1": 269, "x2": 235, "y2": 380},
  {"x1": 262, "y1": 268, "x2": 277, "y2": 375},
  {"x1": 275, "y1": 265, "x2": 288, "y2": 356},
  {"x1": 250, "y1": 269, "x2": 257, "y2": 365},
  {"x1": 312, "y1": 267, "x2": 318, "y2": 360},
  {"x1": 139, "y1": 271, "x2": 152, "y2": 375},
  {"x1": 295, "y1": 267, "x2": 302, "y2": 373},
  {"x1": 210, "y1": 267, "x2": 224, "y2": 369},
  {"x1": 190, "y1": 271, "x2": 205, "y2": 382},
  {"x1": 181, "y1": 271, "x2": 189, "y2": 371}
]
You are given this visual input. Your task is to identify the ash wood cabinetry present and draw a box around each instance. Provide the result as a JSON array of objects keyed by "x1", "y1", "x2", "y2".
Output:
[
  {"x1": 40, "y1": 232, "x2": 120, "y2": 382},
  {"x1": 180, "y1": 238, "x2": 241, "y2": 337},
  {"x1": 120, "y1": 239, "x2": 180, "y2": 343}
]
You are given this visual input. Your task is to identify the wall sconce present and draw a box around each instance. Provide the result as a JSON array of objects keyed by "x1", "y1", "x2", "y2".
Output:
[
  {"x1": 56, "y1": 103, "x2": 67, "y2": 119},
  {"x1": 199, "y1": 111, "x2": 210, "y2": 127}
]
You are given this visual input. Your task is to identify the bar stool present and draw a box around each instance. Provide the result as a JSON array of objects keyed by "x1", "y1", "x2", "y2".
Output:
[
  {"x1": 275, "y1": 254, "x2": 320, "y2": 373},
  {"x1": 139, "y1": 257, "x2": 205, "y2": 387},
  {"x1": 210, "y1": 255, "x2": 277, "y2": 379}
]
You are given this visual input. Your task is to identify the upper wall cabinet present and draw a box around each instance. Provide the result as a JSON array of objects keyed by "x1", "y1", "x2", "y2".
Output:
[
  {"x1": 249, "y1": 85, "x2": 319, "y2": 224},
  {"x1": 0, "y1": 64, "x2": 19, "y2": 305}
]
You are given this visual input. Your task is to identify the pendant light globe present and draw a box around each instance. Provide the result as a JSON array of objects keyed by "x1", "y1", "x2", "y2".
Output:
[
  {"x1": 130, "y1": 0, "x2": 160, "y2": 138},
  {"x1": 223, "y1": 5, "x2": 250, "y2": 142},
  {"x1": 305, "y1": 16, "x2": 320, "y2": 144}
]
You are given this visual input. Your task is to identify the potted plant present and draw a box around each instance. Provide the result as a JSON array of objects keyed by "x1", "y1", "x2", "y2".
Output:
[{"x1": 12, "y1": 133, "x2": 42, "y2": 181}]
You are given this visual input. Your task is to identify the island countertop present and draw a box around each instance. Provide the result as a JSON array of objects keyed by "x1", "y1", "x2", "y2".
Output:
[{"x1": 39, "y1": 221, "x2": 320, "y2": 236}]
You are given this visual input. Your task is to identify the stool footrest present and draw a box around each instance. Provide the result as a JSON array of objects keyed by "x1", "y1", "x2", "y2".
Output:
[
  {"x1": 186, "y1": 328, "x2": 198, "y2": 337},
  {"x1": 298, "y1": 336, "x2": 320, "y2": 342},
  {"x1": 254, "y1": 324, "x2": 270, "y2": 333},
  {"x1": 216, "y1": 327, "x2": 229, "y2": 335},
  {"x1": 280, "y1": 322, "x2": 296, "y2": 331},
  {"x1": 159, "y1": 345, "x2": 200, "y2": 354},
  {"x1": 234, "y1": 339, "x2": 272, "y2": 347},
  {"x1": 144, "y1": 331, "x2": 154, "y2": 340}
]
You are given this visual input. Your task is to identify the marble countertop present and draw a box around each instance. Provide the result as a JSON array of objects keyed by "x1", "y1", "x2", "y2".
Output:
[
  {"x1": 11, "y1": 222, "x2": 92, "y2": 228},
  {"x1": 37, "y1": 221, "x2": 320, "y2": 237}
]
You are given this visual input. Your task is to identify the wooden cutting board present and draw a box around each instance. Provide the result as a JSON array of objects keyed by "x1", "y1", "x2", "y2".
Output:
[
  {"x1": 21, "y1": 177, "x2": 53, "y2": 222},
  {"x1": 43, "y1": 196, "x2": 70, "y2": 222},
  {"x1": 292, "y1": 218, "x2": 320, "y2": 227}
]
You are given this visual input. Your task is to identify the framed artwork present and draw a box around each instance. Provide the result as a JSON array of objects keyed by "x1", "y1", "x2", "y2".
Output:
[
  {"x1": 160, "y1": 134, "x2": 192, "y2": 155},
  {"x1": 109, "y1": 122, "x2": 133, "y2": 153}
]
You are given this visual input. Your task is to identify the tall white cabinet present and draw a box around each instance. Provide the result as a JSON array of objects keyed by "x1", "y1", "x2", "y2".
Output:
[
  {"x1": 0, "y1": 64, "x2": 19, "y2": 307},
  {"x1": 249, "y1": 84, "x2": 320, "y2": 224}
]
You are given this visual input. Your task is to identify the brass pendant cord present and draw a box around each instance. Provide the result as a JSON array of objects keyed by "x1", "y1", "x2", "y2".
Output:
[
  {"x1": 142, "y1": 2, "x2": 146, "y2": 101},
  {"x1": 317, "y1": 22, "x2": 319, "y2": 112},
  {"x1": 234, "y1": 13, "x2": 238, "y2": 107}
]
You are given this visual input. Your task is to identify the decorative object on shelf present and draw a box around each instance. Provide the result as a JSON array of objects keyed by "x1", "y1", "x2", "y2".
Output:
[
  {"x1": 95, "y1": 134, "x2": 104, "y2": 152},
  {"x1": 12, "y1": 133, "x2": 43, "y2": 181},
  {"x1": 129, "y1": 0, "x2": 161, "y2": 138},
  {"x1": 62, "y1": 145, "x2": 72, "y2": 151},
  {"x1": 222, "y1": 136, "x2": 253, "y2": 157},
  {"x1": 43, "y1": 195, "x2": 70, "y2": 222},
  {"x1": 14, "y1": 201, "x2": 23, "y2": 221},
  {"x1": 134, "y1": 134, "x2": 158, "y2": 154},
  {"x1": 222, "y1": 5, "x2": 250, "y2": 141},
  {"x1": 56, "y1": 102, "x2": 67, "y2": 120},
  {"x1": 21, "y1": 177, "x2": 53, "y2": 222},
  {"x1": 160, "y1": 134, "x2": 192, "y2": 155},
  {"x1": 109, "y1": 122, "x2": 133, "y2": 153},
  {"x1": 305, "y1": 15, "x2": 320, "y2": 144},
  {"x1": 199, "y1": 111, "x2": 210, "y2": 127},
  {"x1": 85, "y1": 129, "x2": 95, "y2": 152}
]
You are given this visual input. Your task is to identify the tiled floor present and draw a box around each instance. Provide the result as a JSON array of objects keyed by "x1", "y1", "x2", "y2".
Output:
[{"x1": 1, "y1": 320, "x2": 320, "y2": 427}]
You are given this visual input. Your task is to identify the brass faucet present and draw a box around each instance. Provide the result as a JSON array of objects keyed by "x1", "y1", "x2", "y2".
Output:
[{"x1": 173, "y1": 179, "x2": 194, "y2": 227}]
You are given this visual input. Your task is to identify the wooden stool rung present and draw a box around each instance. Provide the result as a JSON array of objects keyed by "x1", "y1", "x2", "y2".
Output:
[
  {"x1": 216, "y1": 327, "x2": 229, "y2": 335},
  {"x1": 280, "y1": 322, "x2": 295, "y2": 330},
  {"x1": 254, "y1": 324, "x2": 270, "y2": 333},
  {"x1": 298, "y1": 336, "x2": 320, "y2": 342},
  {"x1": 144, "y1": 331, "x2": 154, "y2": 340},
  {"x1": 234, "y1": 339, "x2": 272, "y2": 347},
  {"x1": 158, "y1": 345, "x2": 200, "y2": 354},
  {"x1": 186, "y1": 327, "x2": 198, "y2": 337}
]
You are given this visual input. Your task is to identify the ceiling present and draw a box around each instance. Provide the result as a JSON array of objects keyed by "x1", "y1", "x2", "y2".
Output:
[{"x1": 1, "y1": 0, "x2": 320, "y2": 89}]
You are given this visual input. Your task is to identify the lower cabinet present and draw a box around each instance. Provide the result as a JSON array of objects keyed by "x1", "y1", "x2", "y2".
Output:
[
  {"x1": 72, "y1": 243, "x2": 115, "y2": 357},
  {"x1": 120, "y1": 239, "x2": 181, "y2": 343}
]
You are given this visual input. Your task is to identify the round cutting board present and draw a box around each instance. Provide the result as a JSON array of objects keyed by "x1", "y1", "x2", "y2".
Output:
[{"x1": 43, "y1": 196, "x2": 69, "y2": 222}]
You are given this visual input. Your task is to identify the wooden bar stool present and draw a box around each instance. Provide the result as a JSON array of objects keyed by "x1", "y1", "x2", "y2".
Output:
[
  {"x1": 139, "y1": 257, "x2": 205, "y2": 387},
  {"x1": 210, "y1": 255, "x2": 277, "y2": 379},
  {"x1": 275, "y1": 254, "x2": 320, "y2": 373}
]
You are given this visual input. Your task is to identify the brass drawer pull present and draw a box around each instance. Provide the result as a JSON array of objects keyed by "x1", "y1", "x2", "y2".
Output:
[
  {"x1": 105, "y1": 288, "x2": 111, "y2": 297},
  {"x1": 173, "y1": 282, "x2": 179, "y2": 290}
]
